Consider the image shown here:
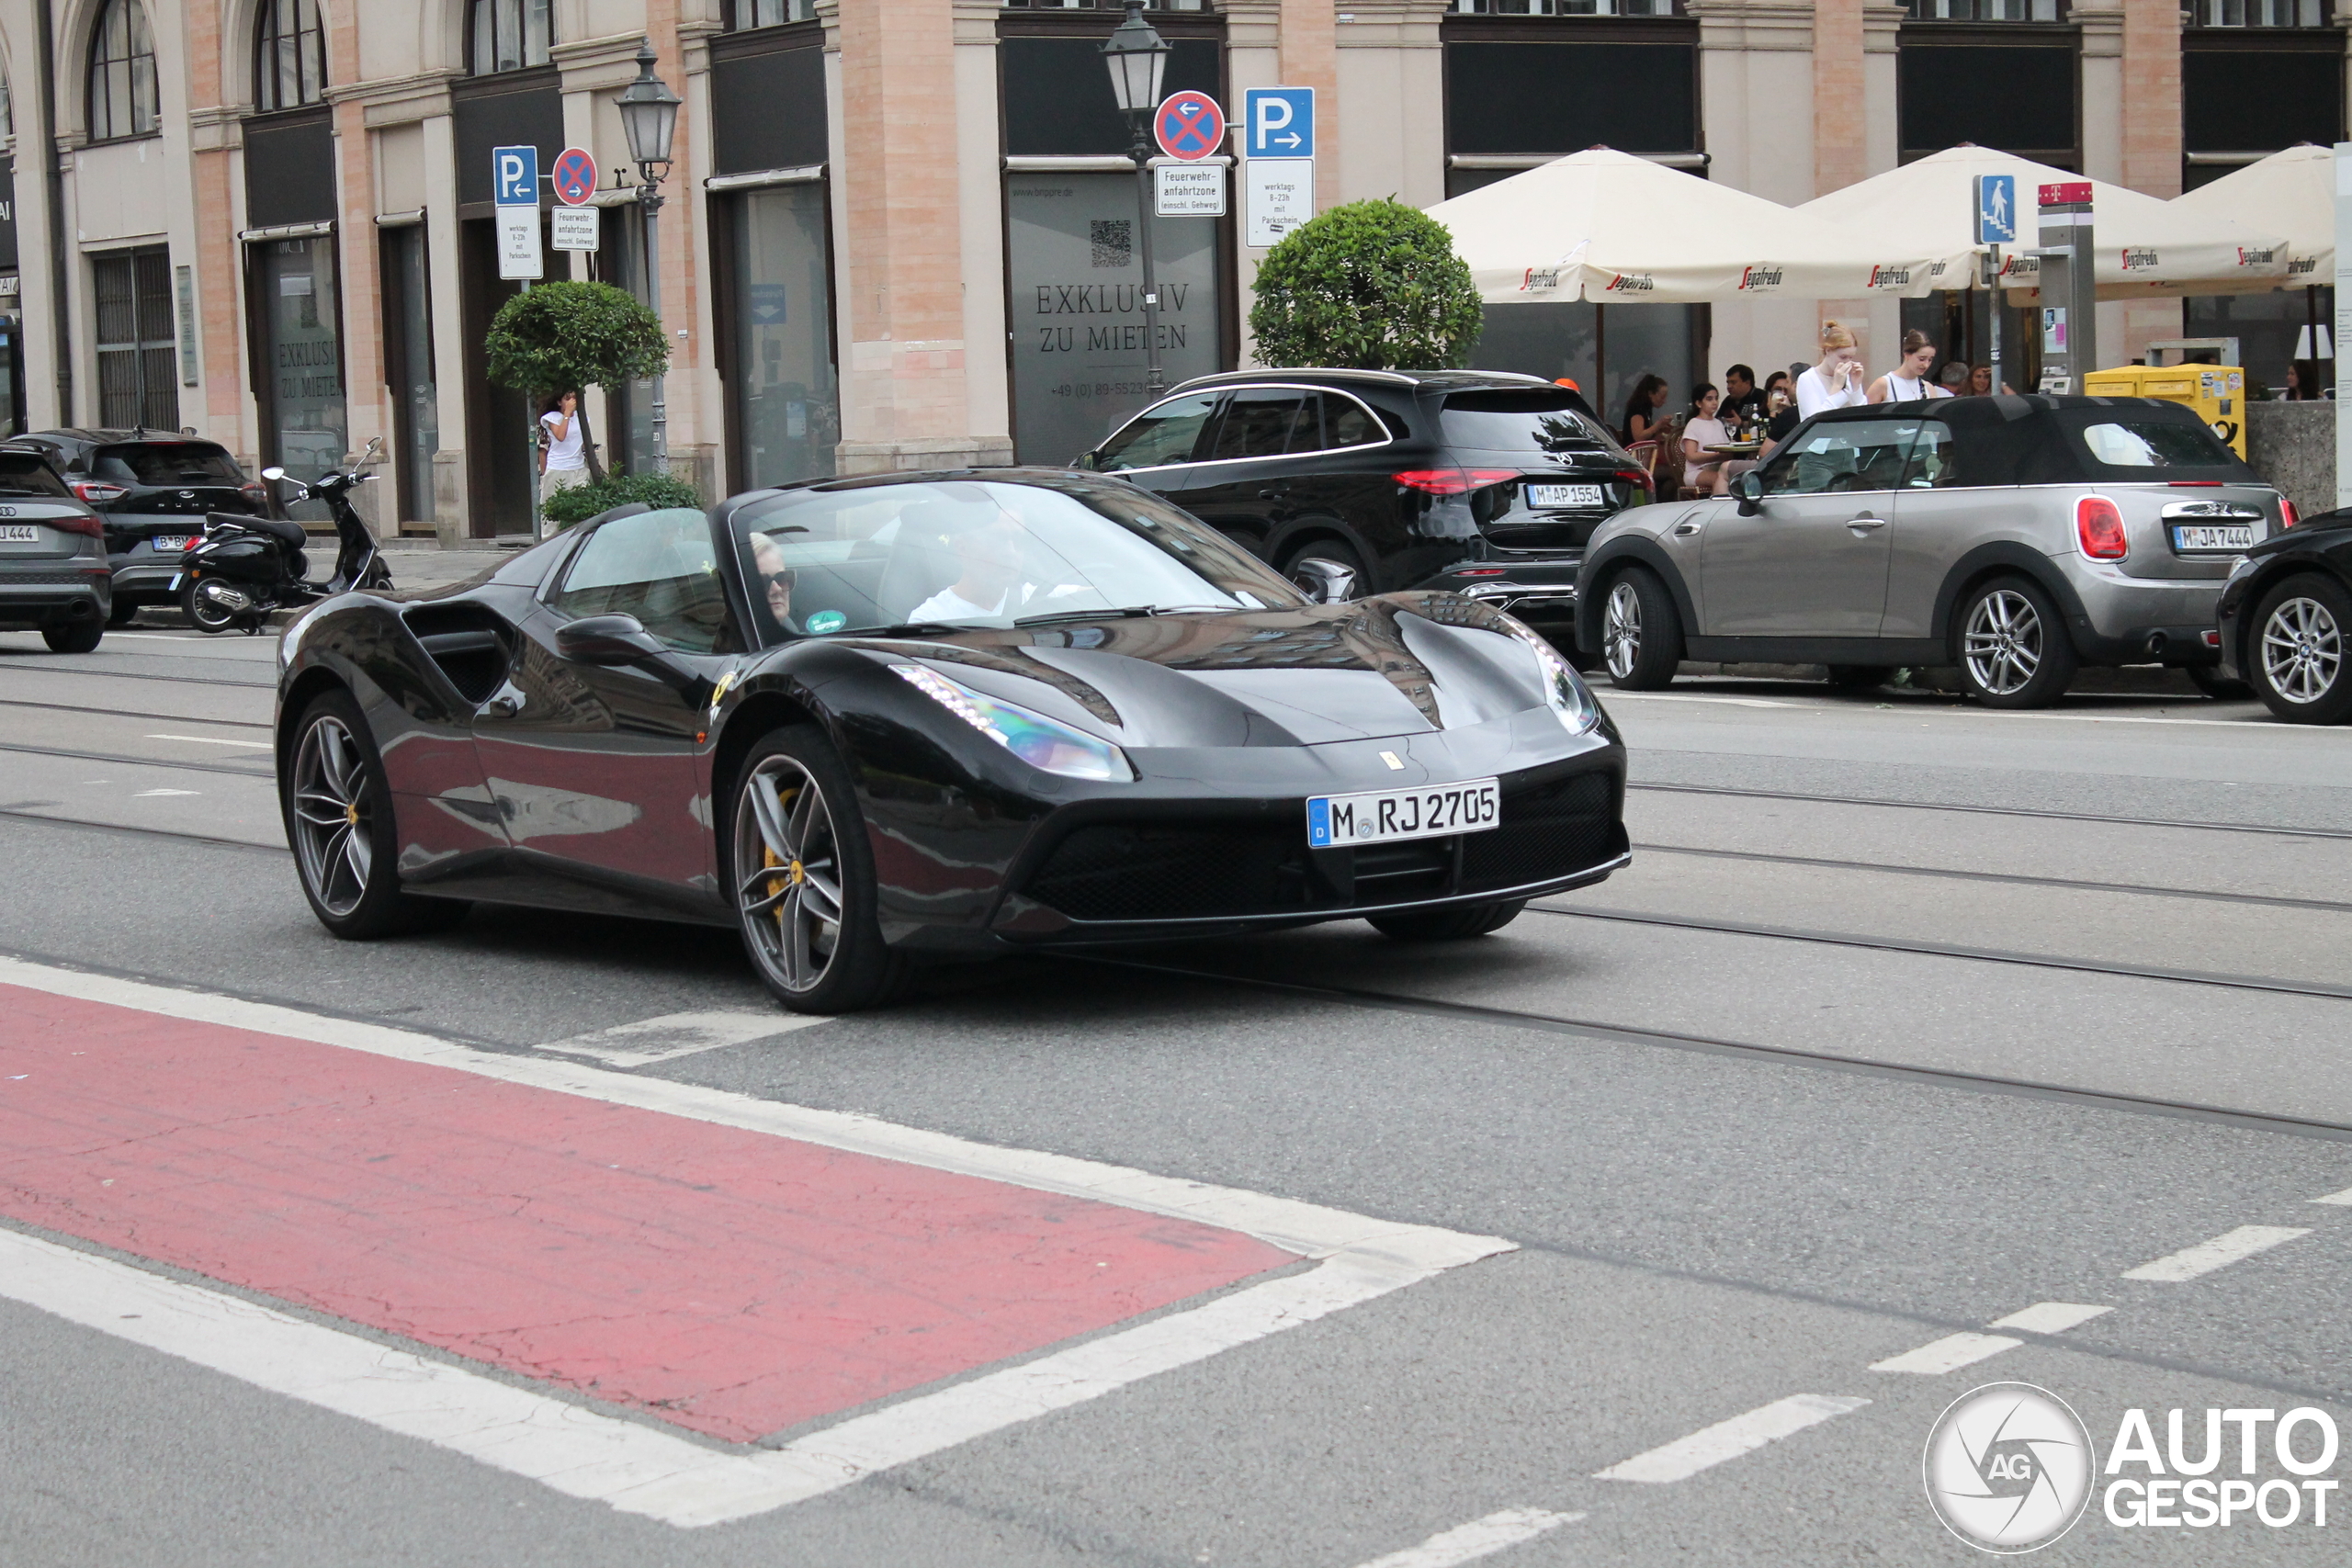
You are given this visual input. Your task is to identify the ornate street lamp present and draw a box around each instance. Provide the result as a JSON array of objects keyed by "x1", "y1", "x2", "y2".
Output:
[
  {"x1": 616, "y1": 38, "x2": 683, "y2": 469},
  {"x1": 1101, "y1": 1, "x2": 1170, "y2": 398}
]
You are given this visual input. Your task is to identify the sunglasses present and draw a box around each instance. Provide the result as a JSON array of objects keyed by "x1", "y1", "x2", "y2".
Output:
[{"x1": 760, "y1": 568, "x2": 797, "y2": 590}]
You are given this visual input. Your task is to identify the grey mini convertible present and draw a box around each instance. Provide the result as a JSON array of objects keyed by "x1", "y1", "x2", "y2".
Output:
[{"x1": 1574, "y1": 396, "x2": 2285, "y2": 707}]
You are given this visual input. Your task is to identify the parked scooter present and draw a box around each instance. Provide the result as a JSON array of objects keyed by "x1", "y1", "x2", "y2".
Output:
[{"x1": 175, "y1": 438, "x2": 393, "y2": 634}]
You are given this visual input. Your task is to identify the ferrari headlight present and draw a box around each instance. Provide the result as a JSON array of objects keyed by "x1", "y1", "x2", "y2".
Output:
[
  {"x1": 893, "y1": 664, "x2": 1133, "y2": 782},
  {"x1": 1497, "y1": 616, "x2": 1600, "y2": 735}
]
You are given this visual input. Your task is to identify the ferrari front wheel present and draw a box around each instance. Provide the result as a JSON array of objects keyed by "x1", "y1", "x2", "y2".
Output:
[{"x1": 730, "y1": 726, "x2": 910, "y2": 1013}]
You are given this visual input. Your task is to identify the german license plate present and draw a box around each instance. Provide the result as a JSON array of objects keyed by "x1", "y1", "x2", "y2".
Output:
[
  {"x1": 2173, "y1": 524, "x2": 2255, "y2": 552},
  {"x1": 1307, "y1": 777, "x2": 1499, "y2": 849},
  {"x1": 1526, "y1": 483, "x2": 1604, "y2": 510},
  {"x1": 151, "y1": 536, "x2": 195, "y2": 552},
  {"x1": 0, "y1": 525, "x2": 37, "y2": 543}
]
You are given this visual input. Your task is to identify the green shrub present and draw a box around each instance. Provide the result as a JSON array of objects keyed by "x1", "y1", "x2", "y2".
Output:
[
  {"x1": 1247, "y1": 197, "x2": 1482, "y2": 371},
  {"x1": 542, "y1": 469, "x2": 706, "y2": 527},
  {"x1": 484, "y1": 280, "x2": 669, "y2": 398}
]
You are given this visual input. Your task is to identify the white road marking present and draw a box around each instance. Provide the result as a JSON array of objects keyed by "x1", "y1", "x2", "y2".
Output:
[
  {"x1": 535, "y1": 1010, "x2": 826, "y2": 1067},
  {"x1": 1605, "y1": 693, "x2": 1796, "y2": 709},
  {"x1": 0, "y1": 953, "x2": 1512, "y2": 1526},
  {"x1": 1591, "y1": 1393, "x2": 1869, "y2": 1484},
  {"x1": 1870, "y1": 1333, "x2": 2022, "y2": 1375},
  {"x1": 1349, "y1": 1508, "x2": 1583, "y2": 1568},
  {"x1": 1986, "y1": 1302, "x2": 2111, "y2": 1335},
  {"x1": 2312, "y1": 1187, "x2": 2352, "y2": 1205},
  {"x1": 133, "y1": 788, "x2": 199, "y2": 797},
  {"x1": 144, "y1": 733, "x2": 274, "y2": 749},
  {"x1": 2121, "y1": 1225, "x2": 2312, "y2": 1282}
]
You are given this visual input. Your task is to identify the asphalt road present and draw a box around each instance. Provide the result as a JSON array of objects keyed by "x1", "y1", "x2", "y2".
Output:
[{"x1": 2, "y1": 617, "x2": 2348, "y2": 1566}]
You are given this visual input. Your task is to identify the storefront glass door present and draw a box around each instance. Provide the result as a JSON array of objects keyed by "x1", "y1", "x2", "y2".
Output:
[
  {"x1": 253, "y1": 235, "x2": 346, "y2": 481},
  {"x1": 730, "y1": 184, "x2": 838, "y2": 490}
]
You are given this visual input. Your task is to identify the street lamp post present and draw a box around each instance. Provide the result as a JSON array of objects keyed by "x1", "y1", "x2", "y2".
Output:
[
  {"x1": 1102, "y1": 1, "x2": 1170, "y2": 400},
  {"x1": 616, "y1": 39, "x2": 682, "y2": 473}
]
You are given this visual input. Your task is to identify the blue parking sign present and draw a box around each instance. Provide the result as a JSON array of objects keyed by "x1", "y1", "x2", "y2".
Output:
[
  {"x1": 1975, "y1": 174, "x2": 2016, "y2": 245},
  {"x1": 493, "y1": 144, "x2": 539, "y2": 208},
  {"x1": 1243, "y1": 87, "x2": 1315, "y2": 160}
]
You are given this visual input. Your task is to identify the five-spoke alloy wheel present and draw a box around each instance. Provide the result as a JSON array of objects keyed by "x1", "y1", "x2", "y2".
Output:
[
  {"x1": 730, "y1": 726, "x2": 909, "y2": 1012},
  {"x1": 2249, "y1": 575, "x2": 2352, "y2": 724}
]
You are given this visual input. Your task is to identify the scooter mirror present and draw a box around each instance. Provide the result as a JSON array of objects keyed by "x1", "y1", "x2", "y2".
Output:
[
  {"x1": 262, "y1": 467, "x2": 287, "y2": 482},
  {"x1": 361, "y1": 436, "x2": 384, "y2": 465}
]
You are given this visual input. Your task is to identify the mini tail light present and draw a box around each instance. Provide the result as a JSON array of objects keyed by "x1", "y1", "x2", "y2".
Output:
[
  {"x1": 70, "y1": 480, "x2": 129, "y2": 503},
  {"x1": 2280, "y1": 497, "x2": 2300, "y2": 529},
  {"x1": 1392, "y1": 468, "x2": 1517, "y2": 496},
  {"x1": 2075, "y1": 495, "x2": 2128, "y2": 560}
]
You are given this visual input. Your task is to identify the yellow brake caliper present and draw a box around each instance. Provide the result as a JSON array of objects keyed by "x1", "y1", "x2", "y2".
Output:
[{"x1": 763, "y1": 787, "x2": 804, "y2": 929}]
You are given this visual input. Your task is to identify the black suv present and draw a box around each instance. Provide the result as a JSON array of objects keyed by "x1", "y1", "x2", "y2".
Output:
[
  {"x1": 15, "y1": 429, "x2": 270, "y2": 624},
  {"x1": 1073, "y1": 369, "x2": 1650, "y2": 637}
]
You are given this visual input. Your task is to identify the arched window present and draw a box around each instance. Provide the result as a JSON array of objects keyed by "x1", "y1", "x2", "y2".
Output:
[
  {"x1": 470, "y1": 0, "x2": 553, "y2": 74},
  {"x1": 87, "y1": 0, "x2": 160, "y2": 141},
  {"x1": 254, "y1": 0, "x2": 328, "y2": 113}
]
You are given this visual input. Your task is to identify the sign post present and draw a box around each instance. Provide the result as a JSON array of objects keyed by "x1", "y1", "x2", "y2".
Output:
[
  {"x1": 1242, "y1": 87, "x2": 1315, "y2": 249},
  {"x1": 493, "y1": 144, "x2": 544, "y2": 540},
  {"x1": 1975, "y1": 175, "x2": 2015, "y2": 397},
  {"x1": 2336, "y1": 144, "x2": 2352, "y2": 509},
  {"x1": 1152, "y1": 90, "x2": 1226, "y2": 220},
  {"x1": 550, "y1": 145, "x2": 600, "y2": 253},
  {"x1": 2032, "y1": 180, "x2": 2096, "y2": 396}
]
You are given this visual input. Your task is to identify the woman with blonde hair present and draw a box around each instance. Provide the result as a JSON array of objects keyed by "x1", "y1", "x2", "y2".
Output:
[{"x1": 1795, "y1": 321, "x2": 1867, "y2": 419}]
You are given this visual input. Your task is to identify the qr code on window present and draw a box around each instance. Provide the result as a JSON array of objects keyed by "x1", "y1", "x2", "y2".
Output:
[{"x1": 1090, "y1": 220, "x2": 1132, "y2": 270}]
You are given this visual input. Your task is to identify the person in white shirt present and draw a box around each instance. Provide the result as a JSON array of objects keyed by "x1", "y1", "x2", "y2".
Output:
[
  {"x1": 910, "y1": 515, "x2": 1040, "y2": 623},
  {"x1": 1795, "y1": 321, "x2": 1867, "y2": 419},
  {"x1": 1869, "y1": 330, "x2": 1951, "y2": 404},
  {"x1": 539, "y1": 391, "x2": 589, "y2": 504},
  {"x1": 1679, "y1": 385, "x2": 1734, "y2": 496}
]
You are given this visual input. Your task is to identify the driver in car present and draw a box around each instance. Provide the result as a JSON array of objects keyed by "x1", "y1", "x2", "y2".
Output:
[{"x1": 910, "y1": 507, "x2": 1093, "y2": 624}]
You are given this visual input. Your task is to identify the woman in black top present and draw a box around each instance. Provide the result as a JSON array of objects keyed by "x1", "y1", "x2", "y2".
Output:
[{"x1": 1621, "y1": 374, "x2": 1669, "y2": 446}]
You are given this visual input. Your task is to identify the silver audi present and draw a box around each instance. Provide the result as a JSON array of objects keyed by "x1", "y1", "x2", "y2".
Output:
[{"x1": 1572, "y1": 395, "x2": 2284, "y2": 706}]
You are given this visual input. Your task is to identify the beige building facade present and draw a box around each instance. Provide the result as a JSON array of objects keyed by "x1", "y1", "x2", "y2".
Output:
[{"x1": 0, "y1": 0, "x2": 2337, "y2": 537}]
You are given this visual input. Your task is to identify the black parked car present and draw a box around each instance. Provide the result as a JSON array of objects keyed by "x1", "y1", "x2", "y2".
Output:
[
  {"x1": 2217, "y1": 505, "x2": 2352, "y2": 723},
  {"x1": 15, "y1": 429, "x2": 271, "y2": 625},
  {"x1": 1073, "y1": 369, "x2": 1651, "y2": 641},
  {"x1": 274, "y1": 470, "x2": 1627, "y2": 1012}
]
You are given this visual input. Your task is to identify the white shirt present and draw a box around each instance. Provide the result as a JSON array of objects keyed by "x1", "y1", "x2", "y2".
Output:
[
  {"x1": 1682, "y1": 415, "x2": 1729, "y2": 469},
  {"x1": 541, "y1": 411, "x2": 586, "y2": 471},
  {"x1": 909, "y1": 585, "x2": 1008, "y2": 623},
  {"x1": 1881, "y1": 372, "x2": 1950, "y2": 403},
  {"x1": 1795, "y1": 364, "x2": 1866, "y2": 419}
]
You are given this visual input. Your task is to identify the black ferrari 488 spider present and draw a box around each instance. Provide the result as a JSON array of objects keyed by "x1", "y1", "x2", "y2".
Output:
[{"x1": 274, "y1": 468, "x2": 1629, "y2": 1011}]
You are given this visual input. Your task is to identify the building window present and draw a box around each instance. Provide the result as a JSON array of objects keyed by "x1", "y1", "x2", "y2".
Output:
[
  {"x1": 729, "y1": 0, "x2": 817, "y2": 25},
  {"x1": 87, "y1": 0, "x2": 161, "y2": 142},
  {"x1": 251, "y1": 236, "x2": 346, "y2": 481},
  {"x1": 93, "y1": 245, "x2": 177, "y2": 429},
  {"x1": 1449, "y1": 1, "x2": 1684, "y2": 13},
  {"x1": 1001, "y1": 2, "x2": 1210, "y2": 11},
  {"x1": 254, "y1": 0, "x2": 328, "y2": 112},
  {"x1": 470, "y1": 0, "x2": 554, "y2": 75},
  {"x1": 2188, "y1": 0, "x2": 2326, "y2": 24},
  {"x1": 1905, "y1": 0, "x2": 2067, "y2": 17}
]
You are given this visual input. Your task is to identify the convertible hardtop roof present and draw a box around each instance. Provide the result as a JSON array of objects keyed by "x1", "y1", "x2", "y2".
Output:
[{"x1": 1804, "y1": 392, "x2": 2258, "y2": 485}]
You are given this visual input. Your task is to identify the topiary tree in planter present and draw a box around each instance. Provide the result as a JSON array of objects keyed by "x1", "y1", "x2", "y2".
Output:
[
  {"x1": 483, "y1": 279, "x2": 671, "y2": 497},
  {"x1": 1247, "y1": 197, "x2": 1483, "y2": 371}
]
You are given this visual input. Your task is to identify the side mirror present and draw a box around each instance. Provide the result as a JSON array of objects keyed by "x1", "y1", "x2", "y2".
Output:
[
  {"x1": 554, "y1": 613, "x2": 667, "y2": 666},
  {"x1": 262, "y1": 466, "x2": 287, "y2": 482},
  {"x1": 361, "y1": 436, "x2": 385, "y2": 465},
  {"x1": 1732, "y1": 471, "x2": 1764, "y2": 516}
]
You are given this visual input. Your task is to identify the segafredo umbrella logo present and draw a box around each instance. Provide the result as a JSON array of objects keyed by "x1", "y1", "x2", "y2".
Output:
[
  {"x1": 2121, "y1": 249, "x2": 2161, "y2": 270},
  {"x1": 1520, "y1": 266, "x2": 1564, "y2": 292},
  {"x1": 1867, "y1": 264, "x2": 1912, "y2": 289},
  {"x1": 1601, "y1": 272, "x2": 1656, "y2": 292},
  {"x1": 1736, "y1": 265, "x2": 1784, "y2": 291},
  {"x1": 1924, "y1": 1382, "x2": 2097, "y2": 1553},
  {"x1": 2237, "y1": 246, "x2": 2278, "y2": 266}
]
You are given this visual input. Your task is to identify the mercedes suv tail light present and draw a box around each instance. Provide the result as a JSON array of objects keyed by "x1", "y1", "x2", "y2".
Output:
[
  {"x1": 1392, "y1": 468, "x2": 1518, "y2": 496},
  {"x1": 69, "y1": 480, "x2": 129, "y2": 503},
  {"x1": 2075, "y1": 495, "x2": 2128, "y2": 560}
]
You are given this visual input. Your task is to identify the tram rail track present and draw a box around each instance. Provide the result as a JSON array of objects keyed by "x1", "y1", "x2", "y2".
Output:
[{"x1": 1629, "y1": 780, "x2": 2352, "y2": 841}]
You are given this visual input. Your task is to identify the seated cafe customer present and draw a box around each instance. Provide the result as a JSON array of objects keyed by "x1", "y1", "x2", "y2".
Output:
[{"x1": 1680, "y1": 385, "x2": 1732, "y2": 497}]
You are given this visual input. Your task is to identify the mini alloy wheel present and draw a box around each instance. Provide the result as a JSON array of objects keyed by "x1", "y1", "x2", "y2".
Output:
[
  {"x1": 1955, "y1": 578, "x2": 2075, "y2": 708},
  {"x1": 1603, "y1": 580, "x2": 1642, "y2": 681},
  {"x1": 1598, "y1": 568, "x2": 1679, "y2": 689},
  {"x1": 2259, "y1": 594, "x2": 2341, "y2": 706},
  {"x1": 290, "y1": 711, "x2": 377, "y2": 919}
]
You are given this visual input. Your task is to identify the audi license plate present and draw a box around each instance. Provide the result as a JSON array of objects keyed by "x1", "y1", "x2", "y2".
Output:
[
  {"x1": 0, "y1": 525, "x2": 38, "y2": 543},
  {"x1": 1525, "y1": 483, "x2": 1604, "y2": 511},
  {"x1": 2173, "y1": 524, "x2": 2256, "y2": 552},
  {"x1": 151, "y1": 536, "x2": 195, "y2": 552},
  {"x1": 1307, "y1": 778, "x2": 1499, "y2": 849}
]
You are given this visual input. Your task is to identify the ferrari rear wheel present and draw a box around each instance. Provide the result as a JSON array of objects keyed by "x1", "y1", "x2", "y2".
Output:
[
  {"x1": 730, "y1": 726, "x2": 910, "y2": 1013},
  {"x1": 1367, "y1": 899, "x2": 1526, "y2": 942},
  {"x1": 284, "y1": 690, "x2": 469, "y2": 939}
]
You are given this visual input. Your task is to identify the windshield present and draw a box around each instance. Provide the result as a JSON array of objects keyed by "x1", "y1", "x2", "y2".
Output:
[
  {"x1": 0, "y1": 453, "x2": 71, "y2": 498},
  {"x1": 729, "y1": 477, "x2": 1306, "y2": 645},
  {"x1": 93, "y1": 444, "x2": 244, "y2": 486},
  {"x1": 1438, "y1": 391, "x2": 1616, "y2": 457}
]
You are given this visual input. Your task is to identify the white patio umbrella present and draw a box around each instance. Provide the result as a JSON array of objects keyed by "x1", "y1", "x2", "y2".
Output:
[
  {"x1": 2170, "y1": 144, "x2": 2331, "y2": 289},
  {"x1": 1429, "y1": 147, "x2": 1924, "y2": 305},
  {"x1": 1796, "y1": 145, "x2": 2292, "y2": 300}
]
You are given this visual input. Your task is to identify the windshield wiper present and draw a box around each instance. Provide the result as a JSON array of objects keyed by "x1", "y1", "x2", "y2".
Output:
[{"x1": 1012, "y1": 606, "x2": 1164, "y2": 628}]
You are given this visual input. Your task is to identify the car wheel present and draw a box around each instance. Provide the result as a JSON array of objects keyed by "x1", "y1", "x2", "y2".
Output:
[
  {"x1": 1600, "y1": 569, "x2": 1681, "y2": 690},
  {"x1": 1955, "y1": 577, "x2": 2077, "y2": 709},
  {"x1": 40, "y1": 620, "x2": 104, "y2": 653},
  {"x1": 2183, "y1": 663, "x2": 2249, "y2": 701},
  {"x1": 107, "y1": 598, "x2": 139, "y2": 627},
  {"x1": 1825, "y1": 664, "x2": 1894, "y2": 692},
  {"x1": 2248, "y1": 574, "x2": 2352, "y2": 724},
  {"x1": 1283, "y1": 539, "x2": 1368, "y2": 604},
  {"x1": 1368, "y1": 899, "x2": 1526, "y2": 941},
  {"x1": 283, "y1": 691, "x2": 470, "y2": 939},
  {"x1": 730, "y1": 725, "x2": 911, "y2": 1013}
]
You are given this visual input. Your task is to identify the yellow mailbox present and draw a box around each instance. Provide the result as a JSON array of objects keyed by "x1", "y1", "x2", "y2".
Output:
[{"x1": 2082, "y1": 363, "x2": 2247, "y2": 459}]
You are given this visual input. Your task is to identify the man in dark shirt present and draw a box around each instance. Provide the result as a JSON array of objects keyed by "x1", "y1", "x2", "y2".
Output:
[{"x1": 1723, "y1": 364, "x2": 1769, "y2": 428}]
